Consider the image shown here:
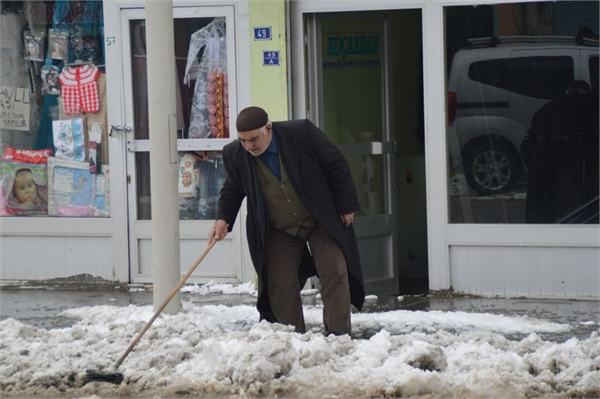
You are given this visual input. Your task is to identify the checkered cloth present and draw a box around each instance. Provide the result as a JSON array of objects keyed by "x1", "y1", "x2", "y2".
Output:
[{"x1": 59, "y1": 65, "x2": 100, "y2": 115}]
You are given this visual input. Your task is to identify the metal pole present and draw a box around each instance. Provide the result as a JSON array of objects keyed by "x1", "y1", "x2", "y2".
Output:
[{"x1": 145, "y1": 0, "x2": 181, "y2": 313}]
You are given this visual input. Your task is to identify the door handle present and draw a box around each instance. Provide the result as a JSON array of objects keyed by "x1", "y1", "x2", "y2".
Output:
[{"x1": 109, "y1": 125, "x2": 132, "y2": 137}]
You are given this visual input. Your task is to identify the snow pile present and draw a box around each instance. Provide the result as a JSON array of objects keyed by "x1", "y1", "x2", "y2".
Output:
[
  {"x1": 181, "y1": 280, "x2": 257, "y2": 296},
  {"x1": 1, "y1": 302, "x2": 599, "y2": 398}
]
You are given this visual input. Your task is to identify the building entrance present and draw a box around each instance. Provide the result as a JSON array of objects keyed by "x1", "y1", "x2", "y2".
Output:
[
  {"x1": 114, "y1": 6, "x2": 243, "y2": 284},
  {"x1": 303, "y1": 9, "x2": 428, "y2": 295}
]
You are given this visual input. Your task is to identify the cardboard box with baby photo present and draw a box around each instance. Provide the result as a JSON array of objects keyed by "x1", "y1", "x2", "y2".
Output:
[
  {"x1": 0, "y1": 147, "x2": 51, "y2": 216},
  {"x1": 47, "y1": 157, "x2": 110, "y2": 217}
]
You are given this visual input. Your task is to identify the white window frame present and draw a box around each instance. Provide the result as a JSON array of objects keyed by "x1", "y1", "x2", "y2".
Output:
[{"x1": 290, "y1": 0, "x2": 600, "y2": 293}]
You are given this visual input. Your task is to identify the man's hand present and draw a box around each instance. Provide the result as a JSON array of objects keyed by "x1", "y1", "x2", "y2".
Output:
[
  {"x1": 340, "y1": 213, "x2": 355, "y2": 227},
  {"x1": 209, "y1": 219, "x2": 229, "y2": 242}
]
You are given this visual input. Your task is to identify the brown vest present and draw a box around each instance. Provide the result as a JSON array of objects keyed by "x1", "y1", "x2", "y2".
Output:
[{"x1": 255, "y1": 156, "x2": 316, "y2": 235}]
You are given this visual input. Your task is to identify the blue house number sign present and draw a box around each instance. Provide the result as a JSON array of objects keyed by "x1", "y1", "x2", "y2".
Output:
[
  {"x1": 263, "y1": 51, "x2": 280, "y2": 66},
  {"x1": 254, "y1": 26, "x2": 272, "y2": 41}
]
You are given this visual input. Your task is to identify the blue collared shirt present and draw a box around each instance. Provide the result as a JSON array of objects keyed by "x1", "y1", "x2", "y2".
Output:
[{"x1": 259, "y1": 134, "x2": 281, "y2": 180}]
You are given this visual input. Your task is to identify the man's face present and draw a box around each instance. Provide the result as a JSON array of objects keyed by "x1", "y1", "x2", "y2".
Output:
[{"x1": 238, "y1": 124, "x2": 272, "y2": 157}]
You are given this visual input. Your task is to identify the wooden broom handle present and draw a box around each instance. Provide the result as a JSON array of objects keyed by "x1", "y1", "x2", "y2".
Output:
[{"x1": 114, "y1": 239, "x2": 218, "y2": 369}]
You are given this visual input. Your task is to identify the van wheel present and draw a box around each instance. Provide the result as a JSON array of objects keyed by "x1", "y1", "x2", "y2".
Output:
[{"x1": 462, "y1": 139, "x2": 522, "y2": 196}]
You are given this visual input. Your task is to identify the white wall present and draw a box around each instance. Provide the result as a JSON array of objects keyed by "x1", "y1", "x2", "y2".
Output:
[
  {"x1": 450, "y1": 246, "x2": 600, "y2": 298},
  {"x1": 0, "y1": 236, "x2": 114, "y2": 281},
  {"x1": 0, "y1": 218, "x2": 120, "y2": 282}
]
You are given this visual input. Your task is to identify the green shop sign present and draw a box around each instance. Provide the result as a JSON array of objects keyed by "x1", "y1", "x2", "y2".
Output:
[{"x1": 322, "y1": 33, "x2": 381, "y2": 68}]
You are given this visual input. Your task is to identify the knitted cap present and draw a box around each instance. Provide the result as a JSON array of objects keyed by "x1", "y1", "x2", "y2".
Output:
[{"x1": 236, "y1": 106, "x2": 268, "y2": 132}]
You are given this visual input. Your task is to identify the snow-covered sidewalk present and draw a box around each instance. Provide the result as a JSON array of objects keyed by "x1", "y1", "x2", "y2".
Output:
[{"x1": 1, "y1": 285, "x2": 599, "y2": 398}]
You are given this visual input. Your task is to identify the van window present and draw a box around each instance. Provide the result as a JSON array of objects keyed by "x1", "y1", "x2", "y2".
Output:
[
  {"x1": 509, "y1": 56, "x2": 574, "y2": 99},
  {"x1": 469, "y1": 56, "x2": 574, "y2": 100},
  {"x1": 468, "y1": 58, "x2": 511, "y2": 91},
  {"x1": 590, "y1": 56, "x2": 599, "y2": 92}
]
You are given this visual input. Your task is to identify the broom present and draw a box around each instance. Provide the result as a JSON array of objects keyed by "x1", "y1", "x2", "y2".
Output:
[{"x1": 85, "y1": 239, "x2": 219, "y2": 384}]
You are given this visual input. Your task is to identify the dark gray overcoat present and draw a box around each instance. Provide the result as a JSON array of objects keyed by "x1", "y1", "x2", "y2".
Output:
[{"x1": 216, "y1": 119, "x2": 365, "y2": 322}]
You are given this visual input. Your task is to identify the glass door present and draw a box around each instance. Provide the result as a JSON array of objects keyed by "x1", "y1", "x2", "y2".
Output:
[
  {"x1": 119, "y1": 6, "x2": 241, "y2": 283},
  {"x1": 307, "y1": 13, "x2": 398, "y2": 294}
]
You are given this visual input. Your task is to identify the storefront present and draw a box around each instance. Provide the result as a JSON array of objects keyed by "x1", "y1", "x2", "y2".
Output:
[
  {"x1": 290, "y1": 0, "x2": 598, "y2": 298},
  {"x1": 1, "y1": 0, "x2": 598, "y2": 299},
  {"x1": 0, "y1": 0, "x2": 263, "y2": 284}
]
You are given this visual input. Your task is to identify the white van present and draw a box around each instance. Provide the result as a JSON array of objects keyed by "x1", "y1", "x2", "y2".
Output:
[{"x1": 447, "y1": 35, "x2": 598, "y2": 195}]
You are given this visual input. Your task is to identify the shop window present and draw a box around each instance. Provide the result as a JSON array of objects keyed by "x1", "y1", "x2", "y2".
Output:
[
  {"x1": 129, "y1": 17, "x2": 230, "y2": 220},
  {"x1": 446, "y1": 1, "x2": 599, "y2": 224},
  {"x1": 0, "y1": 1, "x2": 109, "y2": 218},
  {"x1": 177, "y1": 151, "x2": 226, "y2": 220}
]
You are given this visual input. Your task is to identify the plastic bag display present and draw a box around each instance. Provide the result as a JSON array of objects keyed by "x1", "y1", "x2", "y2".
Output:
[
  {"x1": 1, "y1": 147, "x2": 51, "y2": 216},
  {"x1": 183, "y1": 19, "x2": 229, "y2": 139}
]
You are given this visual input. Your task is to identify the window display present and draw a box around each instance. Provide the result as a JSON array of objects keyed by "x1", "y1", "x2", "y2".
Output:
[
  {"x1": 183, "y1": 18, "x2": 229, "y2": 139},
  {"x1": 0, "y1": 1, "x2": 108, "y2": 218},
  {"x1": 129, "y1": 16, "x2": 231, "y2": 221},
  {"x1": 177, "y1": 151, "x2": 226, "y2": 220},
  {"x1": 445, "y1": 1, "x2": 599, "y2": 224}
]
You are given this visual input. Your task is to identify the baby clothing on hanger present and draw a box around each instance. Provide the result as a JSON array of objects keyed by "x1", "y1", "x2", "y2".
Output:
[{"x1": 59, "y1": 64, "x2": 100, "y2": 115}]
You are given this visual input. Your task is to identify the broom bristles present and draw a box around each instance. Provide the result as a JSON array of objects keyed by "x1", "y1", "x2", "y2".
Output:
[{"x1": 85, "y1": 369, "x2": 124, "y2": 385}]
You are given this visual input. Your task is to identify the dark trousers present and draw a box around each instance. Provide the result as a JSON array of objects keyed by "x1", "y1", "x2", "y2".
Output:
[{"x1": 266, "y1": 223, "x2": 351, "y2": 335}]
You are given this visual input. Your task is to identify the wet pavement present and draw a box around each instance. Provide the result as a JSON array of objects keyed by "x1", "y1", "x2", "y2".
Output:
[{"x1": 0, "y1": 286, "x2": 598, "y2": 341}]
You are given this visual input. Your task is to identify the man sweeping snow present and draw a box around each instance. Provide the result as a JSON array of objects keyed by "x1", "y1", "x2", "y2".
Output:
[{"x1": 209, "y1": 106, "x2": 365, "y2": 335}]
